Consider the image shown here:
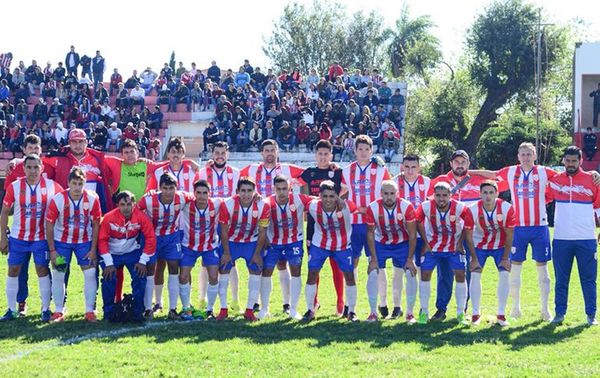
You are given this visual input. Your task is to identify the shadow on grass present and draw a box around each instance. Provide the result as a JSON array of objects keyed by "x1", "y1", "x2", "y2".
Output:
[{"x1": 0, "y1": 313, "x2": 591, "y2": 353}]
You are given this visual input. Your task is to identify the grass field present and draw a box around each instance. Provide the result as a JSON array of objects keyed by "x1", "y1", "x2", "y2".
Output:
[{"x1": 1, "y1": 233, "x2": 600, "y2": 377}]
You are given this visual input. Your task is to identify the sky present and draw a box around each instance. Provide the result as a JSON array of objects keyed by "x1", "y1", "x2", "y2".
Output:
[{"x1": 3, "y1": 0, "x2": 599, "y2": 76}]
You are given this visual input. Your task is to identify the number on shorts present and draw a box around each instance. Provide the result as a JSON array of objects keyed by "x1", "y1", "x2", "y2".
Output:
[
  {"x1": 348, "y1": 256, "x2": 352, "y2": 264},
  {"x1": 292, "y1": 247, "x2": 301, "y2": 255}
]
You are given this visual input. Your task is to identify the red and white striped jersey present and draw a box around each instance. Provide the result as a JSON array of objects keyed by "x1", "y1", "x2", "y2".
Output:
[
  {"x1": 3, "y1": 177, "x2": 62, "y2": 242},
  {"x1": 266, "y1": 193, "x2": 312, "y2": 245},
  {"x1": 219, "y1": 196, "x2": 270, "y2": 243},
  {"x1": 308, "y1": 199, "x2": 356, "y2": 251},
  {"x1": 137, "y1": 191, "x2": 192, "y2": 236},
  {"x1": 496, "y1": 165, "x2": 556, "y2": 226},
  {"x1": 147, "y1": 161, "x2": 199, "y2": 193},
  {"x1": 396, "y1": 174, "x2": 432, "y2": 208},
  {"x1": 415, "y1": 199, "x2": 474, "y2": 252},
  {"x1": 198, "y1": 165, "x2": 239, "y2": 198},
  {"x1": 45, "y1": 189, "x2": 102, "y2": 244},
  {"x1": 342, "y1": 162, "x2": 391, "y2": 224},
  {"x1": 468, "y1": 199, "x2": 516, "y2": 250},
  {"x1": 365, "y1": 198, "x2": 416, "y2": 245},
  {"x1": 240, "y1": 163, "x2": 305, "y2": 197},
  {"x1": 180, "y1": 198, "x2": 222, "y2": 251},
  {"x1": 547, "y1": 169, "x2": 600, "y2": 240},
  {"x1": 431, "y1": 172, "x2": 497, "y2": 203}
]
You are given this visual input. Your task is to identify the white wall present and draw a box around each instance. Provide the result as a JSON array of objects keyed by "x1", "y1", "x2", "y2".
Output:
[{"x1": 573, "y1": 43, "x2": 600, "y2": 132}]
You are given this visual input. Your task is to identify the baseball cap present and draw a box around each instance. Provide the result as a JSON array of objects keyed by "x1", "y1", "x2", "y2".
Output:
[
  {"x1": 69, "y1": 128, "x2": 87, "y2": 140},
  {"x1": 450, "y1": 149, "x2": 469, "y2": 161}
]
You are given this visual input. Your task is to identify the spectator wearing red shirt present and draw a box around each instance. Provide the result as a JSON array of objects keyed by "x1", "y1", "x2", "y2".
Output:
[
  {"x1": 318, "y1": 122, "x2": 332, "y2": 141},
  {"x1": 327, "y1": 62, "x2": 344, "y2": 82},
  {"x1": 296, "y1": 119, "x2": 311, "y2": 149}
]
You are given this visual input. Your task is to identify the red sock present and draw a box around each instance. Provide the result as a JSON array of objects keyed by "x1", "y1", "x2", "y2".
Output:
[
  {"x1": 330, "y1": 258, "x2": 345, "y2": 307},
  {"x1": 115, "y1": 267, "x2": 124, "y2": 302}
]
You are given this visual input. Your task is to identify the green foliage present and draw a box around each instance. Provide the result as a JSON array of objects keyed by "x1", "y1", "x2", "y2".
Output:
[{"x1": 262, "y1": 1, "x2": 386, "y2": 74}]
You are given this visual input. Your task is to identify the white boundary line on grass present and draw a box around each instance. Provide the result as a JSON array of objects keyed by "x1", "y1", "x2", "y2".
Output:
[{"x1": 0, "y1": 319, "x2": 195, "y2": 364}]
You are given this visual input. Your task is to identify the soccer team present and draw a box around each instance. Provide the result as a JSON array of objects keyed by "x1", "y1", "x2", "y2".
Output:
[{"x1": 1, "y1": 134, "x2": 599, "y2": 326}]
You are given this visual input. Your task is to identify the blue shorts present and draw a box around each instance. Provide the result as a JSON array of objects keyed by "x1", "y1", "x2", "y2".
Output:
[
  {"x1": 55, "y1": 241, "x2": 94, "y2": 266},
  {"x1": 511, "y1": 226, "x2": 551, "y2": 263},
  {"x1": 180, "y1": 246, "x2": 220, "y2": 267},
  {"x1": 375, "y1": 241, "x2": 410, "y2": 269},
  {"x1": 415, "y1": 238, "x2": 424, "y2": 267},
  {"x1": 476, "y1": 248, "x2": 508, "y2": 272},
  {"x1": 8, "y1": 237, "x2": 49, "y2": 266},
  {"x1": 351, "y1": 224, "x2": 369, "y2": 258},
  {"x1": 264, "y1": 241, "x2": 303, "y2": 269},
  {"x1": 420, "y1": 252, "x2": 466, "y2": 272},
  {"x1": 308, "y1": 246, "x2": 353, "y2": 273},
  {"x1": 224, "y1": 241, "x2": 260, "y2": 271},
  {"x1": 149, "y1": 233, "x2": 182, "y2": 264}
]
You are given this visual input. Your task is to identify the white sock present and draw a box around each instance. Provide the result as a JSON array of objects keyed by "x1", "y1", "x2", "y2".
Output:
[
  {"x1": 218, "y1": 274, "x2": 230, "y2": 309},
  {"x1": 154, "y1": 284, "x2": 163, "y2": 307},
  {"x1": 305, "y1": 283, "x2": 317, "y2": 312},
  {"x1": 470, "y1": 272, "x2": 482, "y2": 316},
  {"x1": 51, "y1": 270, "x2": 66, "y2": 313},
  {"x1": 378, "y1": 268, "x2": 388, "y2": 307},
  {"x1": 207, "y1": 283, "x2": 218, "y2": 312},
  {"x1": 405, "y1": 269, "x2": 418, "y2": 316},
  {"x1": 230, "y1": 266, "x2": 239, "y2": 303},
  {"x1": 353, "y1": 267, "x2": 359, "y2": 283},
  {"x1": 509, "y1": 264, "x2": 522, "y2": 312},
  {"x1": 180, "y1": 282, "x2": 191, "y2": 309},
  {"x1": 83, "y1": 268, "x2": 97, "y2": 313},
  {"x1": 497, "y1": 271, "x2": 510, "y2": 316},
  {"x1": 198, "y1": 267, "x2": 208, "y2": 302},
  {"x1": 392, "y1": 267, "x2": 404, "y2": 308},
  {"x1": 168, "y1": 274, "x2": 179, "y2": 311},
  {"x1": 290, "y1": 276, "x2": 302, "y2": 314},
  {"x1": 367, "y1": 270, "x2": 379, "y2": 313},
  {"x1": 144, "y1": 275, "x2": 155, "y2": 310},
  {"x1": 260, "y1": 276, "x2": 273, "y2": 314},
  {"x1": 279, "y1": 268, "x2": 291, "y2": 305},
  {"x1": 247, "y1": 274, "x2": 261, "y2": 310},
  {"x1": 537, "y1": 265, "x2": 551, "y2": 313},
  {"x1": 6, "y1": 276, "x2": 18, "y2": 311},
  {"x1": 346, "y1": 284, "x2": 358, "y2": 313},
  {"x1": 455, "y1": 281, "x2": 467, "y2": 315},
  {"x1": 38, "y1": 275, "x2": 51, "y2": 311},
  {"x1": 419, "y1": 280, "x2": 431, "y2": 315}
]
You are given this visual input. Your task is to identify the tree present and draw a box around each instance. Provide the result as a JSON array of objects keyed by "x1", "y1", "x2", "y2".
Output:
[
  {"x1": 387, "y1": 6, "x2": 442, "y2": 83},
  {"x1": 463, "y1": 0, "x2": 567, "y2": 156},
  {"x1": 263, "y1": 0, "x2": 386, "y2": 74},
  {"x1": 169, "y1": 51, "x2": 176, "y2": 72}
]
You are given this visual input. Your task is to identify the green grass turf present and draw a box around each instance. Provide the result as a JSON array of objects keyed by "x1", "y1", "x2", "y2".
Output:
[{"x1": 0, "y1": 227, "x2": 599, "y2": 376}]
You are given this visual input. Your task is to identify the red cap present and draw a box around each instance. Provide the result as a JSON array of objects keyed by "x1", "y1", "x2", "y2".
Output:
[{"x1": 69, "y1": 128, "x2": 87, "y2": 140}]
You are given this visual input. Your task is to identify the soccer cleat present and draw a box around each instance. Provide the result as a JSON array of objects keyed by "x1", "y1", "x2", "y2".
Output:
[
  {"x1": 587, "y1": 316, "x2": 598, "y2": 326},
  {"x1": 366, "y1": 312, "x2": 378, "y2": 322},
  {"x1": 50, "y1": 312, "x2": 65, "y2": 323},
  {"x1": 289, "y1": 310, "x2": 303, "y2": 321},
  {"x1": 152, "y1": 304, "x2": 163, "y2": 313},
  {"x1": 0, "y1": 309, "x2": 18, "y2": 321},
  {"x1": 378, "y1": 306, "x2": 389, "y2": 318},
  {"x1": 18, "y1": 301, "x2": 27, "y2": 317},
  {"x1": 205, "y1": 310, "x2": 215, "y2": 320},
  {"x1": 143, "y1": 309, "x2": 154, "y2": 321},
  {"x1": 191, "y1": 306, "x2": 206, "y2": 319},
  {"x1": 282, "y1": 304, "x2": 291, "y2": 315},
  {"x1": 418, "y1": 312, "x2": 428, "y2": 324},
  {"x1": 390, "y1": 307, "x2": 403, "y2": 319},
  {"x1": 430, "y1": 309, "x2": 446, "y2": 322},
  {"x1": 510, "y1": 307, "x2": 522, "y2": 319},
  {"x1": 216, "y1": 308, "x2": 229, "y2": 321},
  {"x1": 342, "y1": 305, "x2": 349, "y2": 318},
  {"x1": 406, "y1": 314, "x2": 417, "y2": 324},
  {"x1": 252, "y1": 303, "x2": 260, "y2": 313},
  {"x1": 496, "y1": 315, "x2": 509, "y2": 327},
  {"x1": 541, "y1": 309, "x2": 553, "y2": 322},
  {"x1": 471, "y1": 314, "x2": 481, "y2": 326},
  {"x1": 551, "y1": 314, "x2": 565, "y2": 324},
  {"x1": 258, "y1": 309, "x2": 271, "y2": 320},
  {"x1": 347, "y1": 312, "x2": 359, "y2": 322},
  {"x1": 230, "y1": 301, "x2": 241, "y2": 314},
  {"x1": 167, "y1": 309, "x2": 180, "y2": 321},
  {"x1": 457, "y1": 313, "x2": 469, "y2": 325},
  {"x1": 41, "y1": 310, "x2": 53, "y2": 322},
  {"x1": 301, "y1": 310, "x2": 315, "y2": 323},
  {"x1": 180, "y1": 307, "x2": 194, "y2": 321},
  {"x1": 84, "y1": 311, "x2": 97, "y2": 323},
  {"x1": 244, "y1": 308, "x2": 258, "y2": 322}
]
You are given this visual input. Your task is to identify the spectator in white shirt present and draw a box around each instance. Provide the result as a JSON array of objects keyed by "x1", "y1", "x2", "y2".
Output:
[
  {"x1": 106, "y1": 121, "x2": 123, "y2": 151},
  {"x1": 129, "y1": 84, "x2": 145, "y2": 111}
]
